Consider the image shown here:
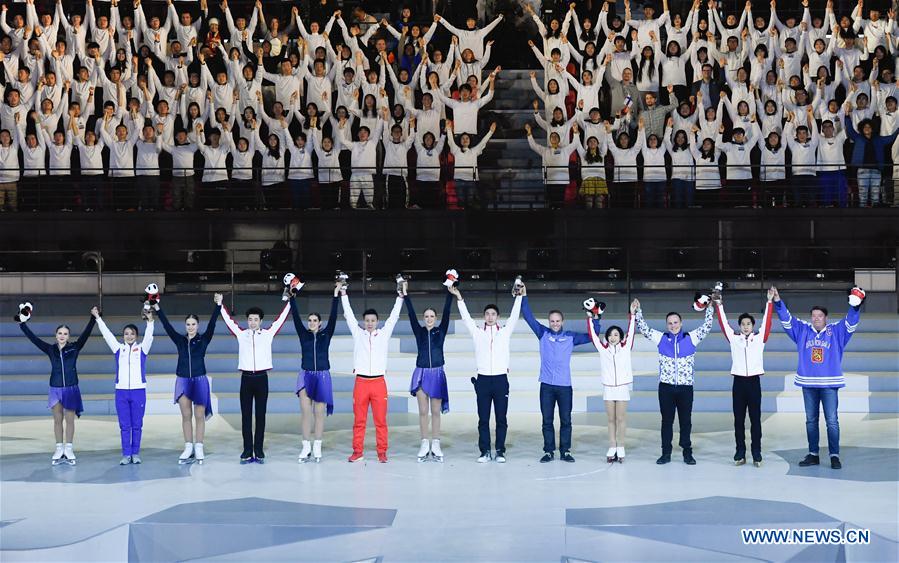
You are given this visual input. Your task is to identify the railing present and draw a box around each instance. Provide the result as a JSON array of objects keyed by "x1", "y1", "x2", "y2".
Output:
[
  {"x1": 3, "y1": 245, "x2": 897, "y2": 311},
  {"x1": 4, "y1": 164, "x2": 899, "y2": 211}
]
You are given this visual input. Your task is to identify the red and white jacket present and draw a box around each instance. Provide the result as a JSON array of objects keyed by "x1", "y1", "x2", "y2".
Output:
[
  {"x1": 715, "y1": 301, "x2": 774, "y2": 377},
  {"x1": 588, "y1": 314, "x2": 636, "y2": 388},
  {"x1": 342, "y1": 295, "x2": 403, "y2": 376},
  {"x1": 221, "y1": 304, "x2": 290, "y2": 373}
]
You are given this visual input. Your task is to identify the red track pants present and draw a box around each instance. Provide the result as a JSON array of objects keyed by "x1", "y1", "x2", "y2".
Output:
[{"x1": 352, "y1": 376, "x2": 389, "y2": 455}]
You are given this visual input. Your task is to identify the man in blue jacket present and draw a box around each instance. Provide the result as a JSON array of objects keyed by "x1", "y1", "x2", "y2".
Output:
[
  {"x1": 520, "y1": 285, "x2": 598, "y2": 463},
  {"x1": 772, "y1": 286, "x2": 864, "y2": 470},
  {"x1": 844, "y1": 115, "x2": 899, "y2": 207}
]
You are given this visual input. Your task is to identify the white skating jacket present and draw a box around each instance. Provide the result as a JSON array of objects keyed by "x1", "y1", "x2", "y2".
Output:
[
  {"x1": 96, "y1": 317, "x2": 154, "y2": 390},
  {"x1": 457, "y1": 296, "x2": 522, "y2": 376},
  {"x1": 715, "y1": 301, "x2": 774, "y2": 377},
  {"x1": 342, "y1": 295, "x2": 403, "y2": 376},
  {"x1": 221, "y1": 304, "x2": 291, "y2": 372},
  {"x1": 588, "y1": 313, "x2": 636, "y2": 388}
]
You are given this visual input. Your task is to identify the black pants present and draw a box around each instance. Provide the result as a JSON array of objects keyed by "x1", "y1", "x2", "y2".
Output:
[
  {"x1": 733, "y1": 375, "x2": 762, "y2": 457},
  {"x1": 540, "y1": 383, "x2": 573, "y2": 453},
  {"x1": 473, "y1": 374, "x2": 509, "y2": 455},
  {"x1": 386, "y1": 175, "x2": 408, "y2": 209},
  {"x1": 658, "y1": 382, "x2": 693, "y2": 455},
  {"x1": 240, "y1": 371, "x2": 269, "y2": 456},
  {"x1": 319, "y1": 181, "x2": 341, "y2": 209}
]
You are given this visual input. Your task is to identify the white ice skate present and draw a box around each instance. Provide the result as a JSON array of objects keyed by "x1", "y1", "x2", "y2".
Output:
[
  {"x1": 178, "y1": 442, "x2": 195, "y2": 465},
  {"x1": 51, "y1": 443, "x2": 64, "y2": 466},
  {"x1": 616, "y1": 446, "x2": 625, "y2": 463},
  {"x1": 63, "y1": 444, "x2": 76, "y2": 465},
  {"x1": 194, "y1": 443, "x2": 205, "y2": 465},
  {"x1": 312, "y1": 440, "x2": 322, "y2": 463},
  {"x1": 417, "y1": 439, "x2": 430, "y2": 463},
  {"x1": 430, "y1": 439, "x2": 444, "y2": 463},
  {"x1": 298, "y1": 440, "x2": 312, "y2": 463}
]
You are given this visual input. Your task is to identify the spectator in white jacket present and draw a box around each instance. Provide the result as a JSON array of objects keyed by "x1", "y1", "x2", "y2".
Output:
[
  {"x1": 607, "y1": 117, "x2": 647, "y2": 207},
  {"x1": 0, "y1": 127, "x2": 20, "y2": 211},
  {"x1": 340, "y1": 282, "x2": 404, "y2": 463},
  {"x1": 449, "y1": 283, "x2": 521, "y2": 463},
  {"x1": 434, "y1": 13, "x2": 503, "y2": 61},
  {"x1": 447, "y1": 121, "x2": 495, "y2": 209},
  {"x1": 526, "y1": 122, "x2": 580, "y2": 208}
]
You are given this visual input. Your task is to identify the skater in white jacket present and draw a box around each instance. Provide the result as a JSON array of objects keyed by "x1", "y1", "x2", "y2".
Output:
[
  {"x1": 449, "y1": 283, "x2": 521, "y2": 463},
  {"x1": 220, "y1": 296, "x2": 291, "y2": 464},
  {"x1": 93, "y1": 307, "x2": 154, "y2": 466},
  {"x1": 588, "y1": 300, "x2": 637, "y2": 463},
  {"x1": 713, "y1": 288, "x2": 775, "y2": 467}
]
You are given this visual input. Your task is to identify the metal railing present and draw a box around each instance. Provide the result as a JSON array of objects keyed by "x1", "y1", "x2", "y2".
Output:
[
  {"x1": 3, "y1": 245, "x2": 896, "y2": 311},
  {"x1": 4, "y1": 164, "x2": 899, "y2": 211}
]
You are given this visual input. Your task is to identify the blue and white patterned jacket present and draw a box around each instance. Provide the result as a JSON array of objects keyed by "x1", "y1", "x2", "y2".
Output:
[{"x1": 635, "y1": 307, "x2": 714, "y2": 385}]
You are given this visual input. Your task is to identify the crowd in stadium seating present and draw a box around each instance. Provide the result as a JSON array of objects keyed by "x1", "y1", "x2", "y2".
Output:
[{"x1": 0, "y1": 0, "x2": 897, "y2": 211}]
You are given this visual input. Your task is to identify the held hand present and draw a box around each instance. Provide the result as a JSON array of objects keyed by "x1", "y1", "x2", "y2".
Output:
[
  {"x1": 769, "y1": 286, "x2": 780, "y2": 302},
  {"x1": 213, "y1": 293, "x2": 223, "y2": 306},
  {"x1": 630, "y1": 299, "x2": 640, "y2": 313},
  {"x1": 91, "y1": 306, "x2": 100, "y2": 318}
]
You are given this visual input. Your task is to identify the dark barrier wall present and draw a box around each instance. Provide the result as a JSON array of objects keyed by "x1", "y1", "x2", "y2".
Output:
[{"x1": 2, "y1": 209, "x2": 897, "y2": 276}]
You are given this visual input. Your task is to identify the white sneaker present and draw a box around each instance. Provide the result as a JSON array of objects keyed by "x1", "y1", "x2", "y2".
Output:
[
  {"x1": 312, "y1": 440, "x2": 322, "y2": 462},
  {"x1": 194, "y1": 443, "x2": 205, "y2": 464},
  {"x1": 63, "y1": 443, "x2": 76, "y2": 464},
  {"x1": 495, "y1": 452, "x2": 506, "y2": 463},
  {"x1": 119, "y1": 456, "x2": 132, "y2": 465},
  {"x1": 477, "y1": 452, "x2": 492, "y2": 463},
  {"x1": 131, "y1": 455, "x2": 142, "y2": 464},
  {"x1": 299, "y1": 440, "x2": 312, "y2": 463},
  {"x1": 178, "y1": 442, "x2": 194, "y2": 464},
  {"x1": 51, "y1": 443, "x2": 64, "y2": 465},
  {"x1": 616, "y1": 446, "x2": 626, "y2": 461},
  {"x1": 430, "y1": 439, "x2": 444, "y2": 462},
  {"x1": 417, "y1": 439, "x2": 431, "y2": 462}
]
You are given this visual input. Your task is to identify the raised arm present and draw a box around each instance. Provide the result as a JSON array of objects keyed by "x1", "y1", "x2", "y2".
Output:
[
  {"x1": 219, "y1": 303, "x2": 243, "y2": 336},
  {"x1": 520, "y1": 295, "x2": 547, "y2": 338},
  {"x1": 454, "y1": 290, "x2": 479, "y2": 337},
  {"x1": 94, "y1": 313, "x2": 122, "y2": 352},
  {"x1": 505, "y1": 295, "x2": 522, "y2": 333},
  {"x1": 19, "y1": 319, "x2": 52, "y2": 353},
  {"x1": 634, "y1": 303, "x2": 663, "y2": 344},
  {"x1": 202, "y1": 303, "x2": 221, "y2": 343},
  {"x1": 74, "y1": 316, "x2": 97, "y2": 351},
  {"x1": 381, "y1": 296, "x2": 405, "y2": 338},
  {"x1": 340, "y1": 293, "x2": 362, "y2": 336},
  {"x1": 154, "y1": 306, "x2": 183, "y2": 342},
  {"x1": 140, "y1": 317, "x2": 155, "y2": 354},
  {"x1": 404, "y1": 294, "x2": 425, "y2": 337},
  {"x1": 267, "y1": 302, "x2": 291, "y2": 335},
  {"x1": 688, "y1": 305, "x2": 715, "y2": 346},
  {"x1": 713, "y1": 301, "x2": 736, "y2": 343}
]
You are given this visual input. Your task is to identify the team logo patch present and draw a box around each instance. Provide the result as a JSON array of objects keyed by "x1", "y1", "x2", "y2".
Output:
[{"x1": 811, "y1": 347, "x2": 825, "y2": 364}]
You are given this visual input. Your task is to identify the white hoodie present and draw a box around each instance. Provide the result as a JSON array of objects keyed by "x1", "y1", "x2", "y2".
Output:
[
  {"x1": 342, "y1": 295, "x2": 403, "y2": 376},
  {"x1": 221, "y1": 304, "x2": 291, "y2": 373},
  {"x1": 457, "y1": 296, "x2": 522, "y2": 376}
]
